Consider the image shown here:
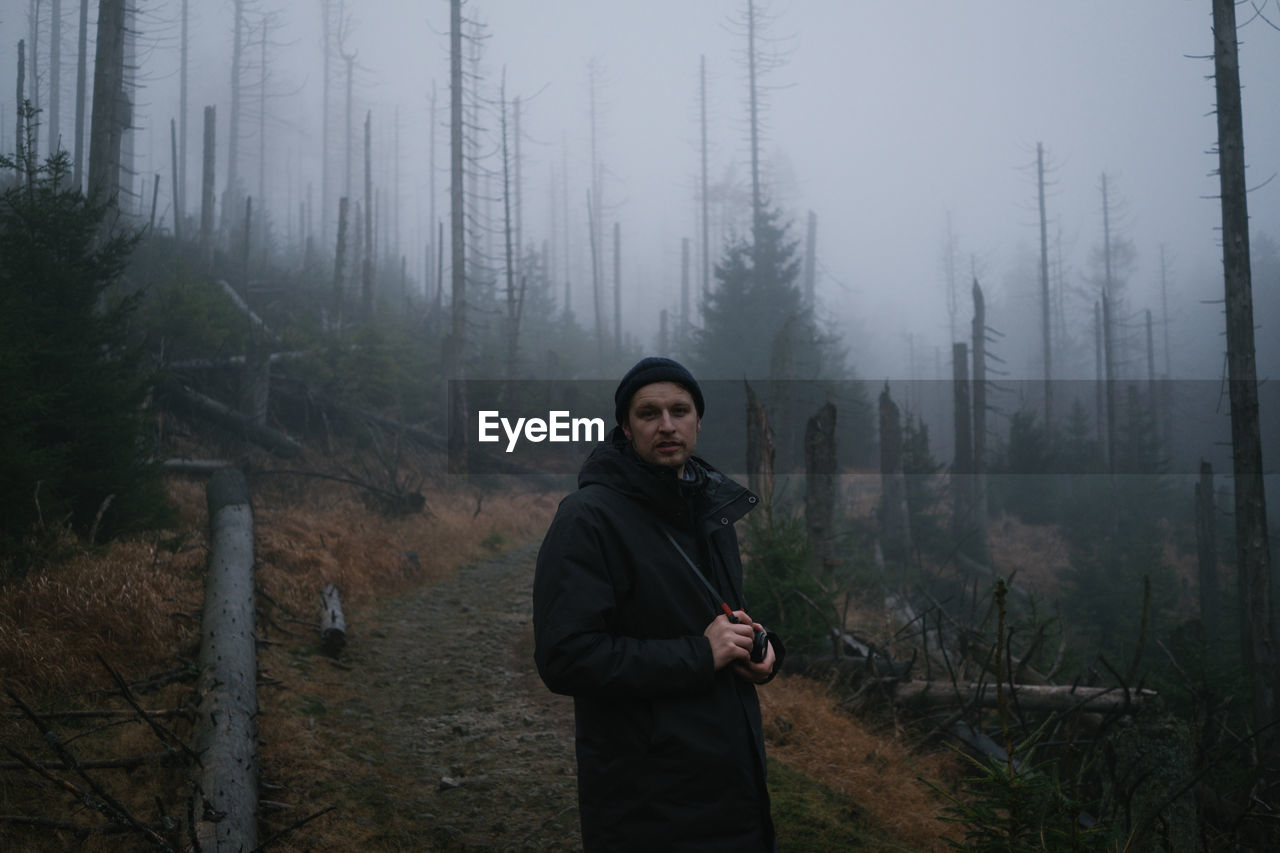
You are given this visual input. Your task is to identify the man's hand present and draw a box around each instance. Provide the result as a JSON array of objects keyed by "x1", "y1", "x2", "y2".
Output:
[
  {"x1": 704, "y1": 610, "x2": 756, "y2": 670},
  {"x1": 731, "y1": 626, "x2": 776, "y2": 684}
]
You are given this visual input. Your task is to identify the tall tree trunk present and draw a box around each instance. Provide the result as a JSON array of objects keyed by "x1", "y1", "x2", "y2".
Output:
[
  {"x1": 73, "y1": 0, "x2": 88, "y2": 189},
  {"x1": 804, "y1": 210, "x2": 817, "y2": 306},
  {"x1": 744, "y1": 379, "x2": 774, "y2": 524},
  {"x1": 225, "y1": 0, "x2": 244, "y2": 228},
  {"x1": 514, "y1": 94, "x2": 522, "y2": 281},
  {"x1": 361, "y1": 110, "x2": 374, "y2": 319},
  {"x1": 447, "y1": 0, "x2": 468, "y2": 474},
  {"x1": 320, "y1": 0, "x2": 331, "y2": 251},
  {"x1": 746, "y1": 0, "x2": 762, "y2": 247},
  {"x1": 1196, "y1": 461, "x2": 1220, "y2": 639},
  {"x1": 332, "y1": 196, "x2": 349, "y2": 327},
  {"x1": 15, "y1": 39, "x2": 25, "y2": 171},
  {"x1": 587, "y1": 191, "x2": 603, "y2": 360},
  {"x1": 1094, "y1": 300, "x2": 1105, "y2": 449},
  {"x1": 587, "y1": 59, "x2": 604, "y2": 357},
  {"x1": 680, "y1": 236, "x2": 690, "y2": 346},
  {"x1": 1037, "y1": 142, "x2": 1053, "y2": 433},
  {"x1": 699, "y1": 55, "x2": 710, "y2": 309},
  {"x1": 951, "y1": 342, "x2": 974, "y2": 553},
  {"x1": 1102, "y1": 291, "x2": 1117, "y2": 477},
  {"x1": 170, "y1": 118, "x2": 181, "y2": 241},
  {"x1": 50, "y1": 0, "x2": 61, "y2": 156},
  {"x1": 878, "y1": 383, "x2": 912, "y2": 579},
  {"x1": 178, "y1": 0, "x2": 188, "y2": 224},
  {"x1": 805, "y1": 401, "x2": 837, "y2": 583},
  {"x1": 971, "y1": 280, "x2": 989, "y2": 564},
  {"x1": 1212, "y1": 0, "x2": 1276, "y2": 747},
  {"x1": 87, "y1": 0, "x2": 127, "y2": 206},
  {"x1": 200, "y1": 105, "x2": 216, "y2": 268},
  {"x1": 29, "y1": 0, "x2": 40, "y2": 157},
  {"x1": 501, "y1": 75, "x2": 520, "y2": 381},
  {"x1": 257, "y1": 18, "x2": 268, "y2": 206},
  {"x1": 428, "y1": 80, "x2": 437, "y2": 305},
  {"x1": 613, "y1": 221, "x2": 621, "y2": 357}
]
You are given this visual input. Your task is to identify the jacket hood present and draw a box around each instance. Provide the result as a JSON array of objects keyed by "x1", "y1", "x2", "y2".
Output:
[{"x1": 578, "y1": 425, "x2": 758, "y2": 529}]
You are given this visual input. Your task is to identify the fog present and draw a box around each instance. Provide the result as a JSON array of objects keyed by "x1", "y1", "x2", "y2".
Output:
[{"x1": 3, "y1": 0, "x2": 1279, "y2": 386}]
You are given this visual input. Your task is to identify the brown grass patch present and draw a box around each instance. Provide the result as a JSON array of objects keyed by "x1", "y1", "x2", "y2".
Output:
[
  {"x1": 0, "y1": 468, "x2": 560, "y2": 850},
  {"x1": 760, "y1": 676, "x2": 957, "y2": 852},
  {"x1": 985, "y1": 512, "x2": 1073, "y2": 599}
]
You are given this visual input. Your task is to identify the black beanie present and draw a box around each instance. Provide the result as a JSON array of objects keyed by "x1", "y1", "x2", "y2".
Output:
[{"x1": 614, "y1": 357, "x2": 706, "y2": 425}]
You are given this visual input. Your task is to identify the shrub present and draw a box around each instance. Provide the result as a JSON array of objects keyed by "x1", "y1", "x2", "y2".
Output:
[{"x1": 0, "y1": 141, "x2": 167, "y2": 567}]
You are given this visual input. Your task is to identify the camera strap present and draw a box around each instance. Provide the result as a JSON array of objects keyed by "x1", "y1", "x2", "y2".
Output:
[{"x1": 662, "y1": 529, "x2": 739, "y2": 623}]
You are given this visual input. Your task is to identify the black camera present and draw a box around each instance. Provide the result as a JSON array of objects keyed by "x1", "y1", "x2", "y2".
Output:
[{"x1": 750, "y1": 628, "x2": 769, "y2": 664}]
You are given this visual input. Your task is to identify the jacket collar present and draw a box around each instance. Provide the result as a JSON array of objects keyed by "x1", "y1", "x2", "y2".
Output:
[{"x1": 579, "y1": 427, "x2": 758, "y2": 530}]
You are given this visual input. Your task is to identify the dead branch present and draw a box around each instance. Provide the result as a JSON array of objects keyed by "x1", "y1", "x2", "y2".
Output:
[
  {"x1": 97, "y1": 654, "x2": 201, "y2": 765},
  {"x1": 248, "y1": 804, "x2": 335, "y2": 852},
  {"x1": 0, "y1": 752, "x2": 180, "y2": 772},
  {"x1": 2, "y1": 695, "x2": 173, "y2": 848}
]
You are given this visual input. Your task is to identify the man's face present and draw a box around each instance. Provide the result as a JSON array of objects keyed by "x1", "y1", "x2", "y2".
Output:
[{"x1": 621, "y1": 381, "x2": 701, "y2": 472}]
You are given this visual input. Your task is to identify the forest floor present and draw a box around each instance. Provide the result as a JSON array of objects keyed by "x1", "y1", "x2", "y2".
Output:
[
  {"x1": 1, "y1": 470, "x2": 957, "y2": 852},
  {"x1": 263, "y1": 542, "x2": 584, "y2": 851}
]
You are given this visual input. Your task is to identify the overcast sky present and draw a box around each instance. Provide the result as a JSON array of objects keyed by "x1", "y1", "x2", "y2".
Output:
[{"x1": 3, "y1": 0, "x2": 1279, "y2": 383}]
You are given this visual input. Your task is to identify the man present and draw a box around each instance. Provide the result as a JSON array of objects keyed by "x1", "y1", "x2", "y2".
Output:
[{"x1": 533, "y1": 356, "x2": 784, "y2": 851}]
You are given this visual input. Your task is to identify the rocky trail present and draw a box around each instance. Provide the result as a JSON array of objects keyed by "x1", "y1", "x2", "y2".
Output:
[{"x1": 294, "y1": 544, "x2": 581, "y2": 851}]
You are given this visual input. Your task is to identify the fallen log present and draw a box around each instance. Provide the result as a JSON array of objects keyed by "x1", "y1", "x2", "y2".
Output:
[
  {"x1": 162, "y1": 458, "x2": 233, "y2": 474},
  {"x1": 893, "y1": 680, "x2": 1155, "y2": 713},
  {"x1": 194, "y1": 469, "x2": 259, "y2": 852},
  {"x1": 159, "y1": 378, "x2": 302, "y2": 458},
  {"x1": 320, "y1": 584, "x2": 347, "y2": 657},
  {"x1": 215, "y1": 278, "x2": 276, "y2": 340},
  {"x1": 169, "y1": 351, "x2": 305, "y2": 371}
]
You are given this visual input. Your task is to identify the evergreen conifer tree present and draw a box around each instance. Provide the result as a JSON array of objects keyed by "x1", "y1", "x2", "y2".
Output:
[{"x1": 0, "y1": 133, "x2": 166, "y2": 564}]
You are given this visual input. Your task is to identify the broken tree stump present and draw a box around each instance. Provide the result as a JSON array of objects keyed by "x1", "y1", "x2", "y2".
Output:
[
  {"x1": 320, "y1": 584, "x2": 347, "y2": 657},
  {"x1": 194, "y1": 468, "x2": 259, "y2": 852}
]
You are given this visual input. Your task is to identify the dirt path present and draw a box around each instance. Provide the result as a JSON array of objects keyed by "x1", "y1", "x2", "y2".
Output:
[{"x1": 301, "y1": 544, "x2": 581, "y2": 851}]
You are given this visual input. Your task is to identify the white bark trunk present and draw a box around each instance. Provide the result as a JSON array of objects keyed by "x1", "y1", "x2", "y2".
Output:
[{"x1": 194, "y1": 469, "x2": 259, "y2": 851}]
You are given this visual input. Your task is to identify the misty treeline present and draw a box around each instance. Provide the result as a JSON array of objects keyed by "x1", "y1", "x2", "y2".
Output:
[{"x1": 2, "y1": 0, "x2": 1280, "y2": 847}]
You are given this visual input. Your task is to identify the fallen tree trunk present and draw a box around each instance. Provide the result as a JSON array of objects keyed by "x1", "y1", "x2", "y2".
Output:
[
  {"x1": 169, "y1": 351, "x2": 305, "y2": 371},
  {"x1": 216, "y1": 278, "x2": 276, "y2": 341},
  {"x1": 159, "y1": 378, "x2": 302, "y2": 458},
  {"x1": 194, "y1": 469, "x2": 259, "y2": 852},
  {"x1": 893, "y1": 680, "x2": 1155, "y2": 713},
  {"x1": 162, "y1": 458, "x2": 232, "y2": 474},
  {"x1": 320, "y1": 583, "x2": 347, "y2": 657}
]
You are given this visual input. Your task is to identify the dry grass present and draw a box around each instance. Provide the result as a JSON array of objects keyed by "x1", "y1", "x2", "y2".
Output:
[
  {"x1": 0, "y1": 472, "x2": 557, "y2": 701},
  {"x1": 985, "y1": 512, "x2": 1074, "y2": 599},
  {"x1": 0, "y1": 467, "x2": 560, "y2": 850},
  {"x1": 761, "y1": 676, "x2": 958, "y2": 851}
]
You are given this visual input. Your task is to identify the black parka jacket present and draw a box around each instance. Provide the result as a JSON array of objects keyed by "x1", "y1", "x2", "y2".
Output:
[{"x1": 533, "y1": 428, "x2": 780, "y2": 852}]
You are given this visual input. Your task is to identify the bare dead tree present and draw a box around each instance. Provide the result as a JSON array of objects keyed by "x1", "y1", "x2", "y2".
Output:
[
  {"x1": 446, "y1": 0, "x2": 468, "y2": 473},
  {"x1": 200, "y1": 105, "x2": 216, "y2": 266},
  {"x1": 87, "y1": 0, "x2": 128, "y2": 207},
  {"x1": 72, "y1": 0, "x2": 87, "y2": 189},
  {"x1": 1211, "y1": 0, "x2": 1276, "y2": 750},
  {"x1": 700, "y1": 54, "x2": 710, "y2": 309},
  {"x1": 970, "y1": 280, "x2": 990, "y2": 565},
  {"x1": 49, "y1": 0, "x2": 61, "y2": 157},
  {"x1": 500, "y1": 71, "x2": 526, "y2": 380},
  {"x1": 1037, "y1": 142, "x2": 1053, "y2": 433},
  {"x1": 362, "y1": 109, "x2": 373, "y2": 319}
]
